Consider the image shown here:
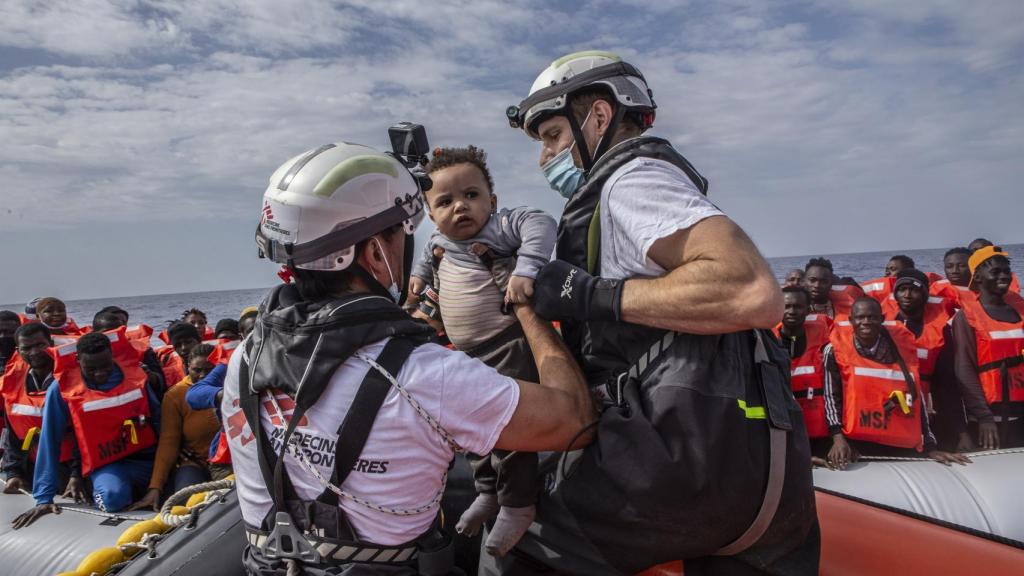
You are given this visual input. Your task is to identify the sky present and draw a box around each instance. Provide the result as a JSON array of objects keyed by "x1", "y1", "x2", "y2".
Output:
[{"x1": 1, "y1": 0, "x2": 1022, "y2": 303}]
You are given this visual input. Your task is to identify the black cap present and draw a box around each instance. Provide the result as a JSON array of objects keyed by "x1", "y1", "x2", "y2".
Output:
[
  {"x1": 215, "y1": 318, "x2": 240, "y2": 337},
  {"x1": 894, "y1": 268, "x2": 930, "y2": 292},
  {"x1": 167, "y1": 321, "x2": 200, "y2": 344}
]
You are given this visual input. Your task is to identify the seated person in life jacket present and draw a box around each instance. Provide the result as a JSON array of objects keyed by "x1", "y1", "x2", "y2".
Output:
[
  {"x1": 929, "y1": 247, "x2": 974, "y2": 308},
  {"x1": 969, "y1": 238, "x2": 1021, "y2": 294},
  {"x1": 11, "y1": 330, "x2": 163, "y2": 529},
  {"x1": 185, "y1": 308, "x2": 254, "y2": 481},
  {"x1": 0, "y1": 310, "x2": 21, "y2": 372},
  {"x1": 97, "y1": 305, "x2": 130, "y2": 326},
  {"x1": 156, "y1": 321, "x2": 202, "y2": 387},
  {"x1": 130, "y1": 344, "x2": 220, "y2": 511},
  {"x1": 775, "y1": 286, "x2": 832, "y2": 466},
  {"x1": 1, "y1": 323, "x2": 83, "y2": 499},
  {"x1": 861, "y1": 255, "x2": 915, "y2": 303},
  {"x1": 405, "y1": 145, "x2": 557, "y2": 557},
  {"x1": 238, "y1": 307, "x2": 258, "y2": 339},
  {"x1": 213, "y1": 318, "x2": 241, "y2": 342},
  {"x1": 822, "y1": 298, "x2": 969, "y2": 469},
  {"x1": 951, "y1": 246, "x2": 1024, "y2": 450},
  {"x1": 782, "y1": 268, "x2": 804, "y2": 288},
  {"x1": 93, "y1": 309, "x2": 166, "y2": 398},
  {"x1": 804, "y1": 257, "x2": 862, "y2": 319},
  {"x1": 34, "y1": 297, "x2": 82, "y2": 337},
  {"x1": 884, "y1": 269, "x2": 972, "y2": 452},
  {"x1": 181, "y1": 308, "x2": 216, "y2": 341}
]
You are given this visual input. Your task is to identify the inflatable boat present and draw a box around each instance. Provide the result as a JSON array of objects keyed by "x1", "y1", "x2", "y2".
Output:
[
  {"x1": 2, "y1": 451, "x2": 1022, "y2": 574},
  {"x1": 813, "y1": 449, "x2": 1024, "y2": 575}
]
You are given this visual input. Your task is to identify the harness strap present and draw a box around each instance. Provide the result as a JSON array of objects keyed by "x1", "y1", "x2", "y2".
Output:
[
  {"x1": 605, "y1": 331, "x2": 676, "y2": 404},
  {"x1": 246, "y1": 529, "x2": 419, "y2": 565},
  {"x1": 319, "y1": 338, "x2": 416, "y2": 507},
  {"x1": 802, "y1": 387, "x2": 825, "y2": 400},
  {"x1": 978, "y1": 354, "x2": 1024, "y2": 374},
  {"x1": 886, "y1": 328, "x2": 919, "y2": 408},
  {"x1": 716, "y1": 330, "x2": 788, "y2": 556}
]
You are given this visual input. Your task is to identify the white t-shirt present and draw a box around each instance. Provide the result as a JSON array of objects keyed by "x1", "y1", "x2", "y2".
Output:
[
  {"x1": 221, "y1": 338, "x2": 519, "y2": 545},
  {"x1": 599, "y1": 150, "x2": 723, "y2": 280}
]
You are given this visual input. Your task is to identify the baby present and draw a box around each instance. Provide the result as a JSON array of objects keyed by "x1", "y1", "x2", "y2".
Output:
[{"x1": 408, "y1": 146, "x2": 556, "y2": 557}]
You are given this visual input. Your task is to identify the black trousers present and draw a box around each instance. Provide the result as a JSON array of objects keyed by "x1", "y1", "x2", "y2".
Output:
[{"x1": 464, "y1": 323, "x2": 540, "y2": 509}]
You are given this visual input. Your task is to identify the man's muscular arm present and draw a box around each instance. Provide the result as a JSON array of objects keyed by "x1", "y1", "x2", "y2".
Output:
[
  {"x1": 620, "y1": 215, "x2": 781, "y2": 334},
  {"x1": 494, "y1": 305, "x2": 595, "y2": 452}
]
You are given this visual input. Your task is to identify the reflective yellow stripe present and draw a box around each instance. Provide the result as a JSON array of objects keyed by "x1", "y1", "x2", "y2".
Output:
[
  {"x1": 737, "y1": 399, "x2": 766, "y2": 419},
  {"x1": 123, "y1": 420, "x2": 139, "y2": 445},
  {"x1": 889, "y1": 390, "x2": 911, "y2": 415},
  {"x1": 20, "y1": 427, "x2": 39, "y2": 451},
  {"x1": 586, "y1": 204, "x2": 601, "y2": 274}
]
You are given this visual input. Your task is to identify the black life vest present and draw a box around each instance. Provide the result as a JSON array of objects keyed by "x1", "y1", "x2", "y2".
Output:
[
  {"x1": 549, "y1": 137, "x2": 818, "y2": 574},
  {"x1": 557, "y1": 136, "x2": 708, "y2": 383},
  {"x1": 238, "y1": 285, "x2": 453, "y2": 574}
]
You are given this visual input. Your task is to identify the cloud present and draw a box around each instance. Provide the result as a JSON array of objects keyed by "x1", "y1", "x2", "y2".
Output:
[{"x1": 0, "y1": 0, "x2": 1022, "y2": 302}]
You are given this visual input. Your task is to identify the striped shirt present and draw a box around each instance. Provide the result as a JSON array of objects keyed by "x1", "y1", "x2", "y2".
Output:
[{"x1": 437, "y1": 257, "x2": 516, "y2": 350}]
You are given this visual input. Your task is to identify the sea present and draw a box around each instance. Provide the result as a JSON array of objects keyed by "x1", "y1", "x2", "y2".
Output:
[{"x1": 5, "y1": 244, "x2": 1023, "y2": 331}]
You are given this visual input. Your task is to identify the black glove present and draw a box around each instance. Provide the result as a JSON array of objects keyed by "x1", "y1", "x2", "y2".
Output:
[
  {"x1": 533, "y1": 260, "x2": 623, "y2": 322},
  {"x1": 417, "y1": 284, "x2": 441, "y2": 320}
]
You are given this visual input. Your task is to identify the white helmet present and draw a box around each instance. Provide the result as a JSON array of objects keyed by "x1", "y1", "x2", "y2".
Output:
[
  {"x1": 255, "y1": 143, "x2": 425, "y2": 271},
  {"x1": 507, "y1": 50, "x2": 656, "y2": 141}
]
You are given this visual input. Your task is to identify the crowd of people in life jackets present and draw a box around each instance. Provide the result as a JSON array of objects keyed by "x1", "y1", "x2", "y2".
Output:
[
  {"x1": 776, "y1": 239, "x2": 1024, "y2": 469},
  {"x1": 0, "y1": 298, "x2": 257, "y2": 528},
  {"x1": 0, "y1": 238, "x2": 1017, "y2": 526}
]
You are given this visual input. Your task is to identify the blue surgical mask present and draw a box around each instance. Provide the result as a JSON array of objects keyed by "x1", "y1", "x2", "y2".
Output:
[
  {"x1": 542, "y1": 146, "x2": 583, "y2": 199},
  {"x1": 541, "y1": 110, "x2": 595, "y2": 199}
]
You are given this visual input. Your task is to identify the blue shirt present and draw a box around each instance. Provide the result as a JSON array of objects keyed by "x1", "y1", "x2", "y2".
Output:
[
  {"x1": 185, "y1": 364, "x2": 227, "y2": 459},
  {"x1": 33, "y1": 366, "x2": 161, "y2": 505}
]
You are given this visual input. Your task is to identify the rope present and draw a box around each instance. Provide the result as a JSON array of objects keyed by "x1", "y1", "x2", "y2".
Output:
[
  {"x1": 858, "y1": 447, "x2": 1024, "y2": 462},
  {"x1": 354, "y1": 351, "x2": 464, "y2": 453},
  {"x1": 0, "y1": 477, "x2": 143, "y2": 522},
  {"x1": 158, "y1": 478, "x2": 235, "y2": 527},
  {"x1": 267, "y1": 393, "x2": 446, "y2": 516}
]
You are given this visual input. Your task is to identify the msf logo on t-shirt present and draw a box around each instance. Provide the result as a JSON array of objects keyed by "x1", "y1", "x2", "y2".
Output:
[{"x1": 561, "y1": 268, "x2": 577, "y2": 299}]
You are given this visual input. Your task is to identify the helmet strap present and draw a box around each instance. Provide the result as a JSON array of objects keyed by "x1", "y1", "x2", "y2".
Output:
[
  {"x1": 591, "y1": 104, "x2": 626, "y2": 168},
  {"x1": 399, "y1": 233, "x2": 414, "y2": 307},
  {"x1": 564, "y1": 102, "x2": 593, "y2": 172},
  {"x1": 563, "y1": 95, "x2": 627, "y2": 173},
  {"x1": 350, "y1": 263, "x2": 397, "y2": 302}
]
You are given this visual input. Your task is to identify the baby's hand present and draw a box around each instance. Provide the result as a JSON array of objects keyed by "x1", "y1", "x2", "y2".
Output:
[
  {"x1": 506, "y1": 276, "x2": 535, "y2": 304},
  {"x1": 408, "y1": 276, "x2": 426, "y2": 305}
]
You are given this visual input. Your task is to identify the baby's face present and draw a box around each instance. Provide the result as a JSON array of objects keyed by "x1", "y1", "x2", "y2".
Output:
[{"x1": 425, "y1": 163, "x2": 496, "y2": 241}]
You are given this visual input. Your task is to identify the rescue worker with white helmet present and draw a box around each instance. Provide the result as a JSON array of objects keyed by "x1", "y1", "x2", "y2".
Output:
[
  {"x1": 491, "y1": 51, "x2": 820, "y2": 575},
  {"x1": 224, "y1": 139, "x2": 594, "y2": 575}
]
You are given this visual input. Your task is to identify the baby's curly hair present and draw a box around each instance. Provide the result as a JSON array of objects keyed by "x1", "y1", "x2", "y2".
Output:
[{"x1": 425, "y1": 145, "x2": 494, "y2": 194}]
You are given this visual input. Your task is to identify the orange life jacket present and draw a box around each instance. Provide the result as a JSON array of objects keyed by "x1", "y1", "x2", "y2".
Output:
[
  {"x1": 882, "y1": 301, "x2": 950, "y2": 404},
  {"x1": 830, "y1": 321, "x2": 923, "y2": 450},
  {"x1": 155, "y1": 346, "x2": 186, "y2": 386},
  {"x1": 210, "y1": 430, "x2": 231, "y2": 465},
  {"x1": 158, "y1": 325, "x2": 216, "y2": 346},
  {"x1": 930, "y1": 278, "x2": 972, "y2": 309},
  {"x1": 862, "y1": 277, "x2": 894, "y2": 304},
  {"x1": 830, "y1": 284, "x2": 865, "y2": 319},
  {"x1": 775, "y1": 314, "x2": 832, "y2": 438},
  {"x1": 47, "y1": 324, "x2": 154, "y2": 349},
  {"x1": 203, "y1": 338, "x2": 240, "y2": 464},
  {"x1": 52, "y1": 327, "x2": 158, "y2": 477},
  {"x1": 0, "y1": 354, "x2": 75, "y2": 462},
  {"x1": 205, "y1": 338, "x2": 240, "y2": 366},
  {"x1": 961, "y1": 296, "x2": 1024, "y2": 406}
]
